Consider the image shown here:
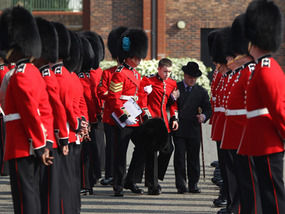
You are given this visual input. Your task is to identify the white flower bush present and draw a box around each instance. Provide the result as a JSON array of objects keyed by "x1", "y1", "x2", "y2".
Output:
[{"x1": 100, "y1": 58, "x2": 211, "y2": 93}]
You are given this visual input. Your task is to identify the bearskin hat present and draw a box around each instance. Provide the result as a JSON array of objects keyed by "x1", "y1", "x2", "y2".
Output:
[
  {"x1": 98, "y1": 35, "x2": 105, "y2": 61},
  {"x1": 36, "y1": 17, "x2": 58, "y2": 63},
  {"x1": 137, "y1": 118, "x2": 168, "y2": 152},
  {"x1": 245, "y1": 0, "x2": 283, "y2": 52},
  {"x1": 117, "y1": 28, "x2": 148, "y2": 63},
  {"x1": 82, "y1": 31, "x2": 103, "y2": 69},
  {"x1": 52, "y1": 22, "x2": 71, "y2": 59},
  {"x1": 211, "y1": 27, "x2": 232, "y2": 64},
  {"x1": 63, "y1": 31, "x2": 82, "y2": 74},
  {"x1": 107, "y1": 26, "x2": 128, "y2": 59},
  {"x1": 79, "y1": 36, "x2": 95, "y2": 72},
  {"x1": 230, "y1": 13, "x2": 249, "y2": 56},
  {"x1": 207, "y1": 29, "x2": 218, "y2": 58},
  {"x1": 0, "y1": 6, "x2": 41, "y2": 59}
]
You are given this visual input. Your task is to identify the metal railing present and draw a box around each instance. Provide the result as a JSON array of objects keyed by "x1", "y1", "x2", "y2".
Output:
[{"x1": 0, "y1": 0, "x2": 82, "y2": 11}]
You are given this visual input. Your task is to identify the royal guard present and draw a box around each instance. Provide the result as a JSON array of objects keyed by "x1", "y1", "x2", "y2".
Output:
[
  {"x1": 97, "y1": 26, "x2": 128, "y2": 186},
  {"x1": 209, "y1": 27, "x2": 233, "y2": 208},
  {"x1": 33, "y1": 17, "x2": 70, "y2": 214},
  {"x1": 0, "y1": 6, "x2": 53, "y2": 214},
  {"x1": 64, "y1": 30, "x2": 89, "y2": 214},
  {"x1": 238, "y1": 1, "x2": 285, "y2": 213},
  {"x1": 77, "y1": 35, "x2": 96, "y2": 195},
  {"x1": 52, "y1": 22, "x2": 84, "y2": 214},
  {"x1": 82, "y1": 31, "x2": 105, "y2": 183},
  {"x1": 138, "y1": 58, "x2": 178, "y2": 195},
  {"x1": 108, "y1": 28, "x2": 148, "y2": 197}
]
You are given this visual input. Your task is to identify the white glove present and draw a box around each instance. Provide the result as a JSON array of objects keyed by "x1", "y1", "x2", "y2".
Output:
[
  {"x1": 125, "y1": 117, "x2": 137, "y2": 125},
  {"x1": 144, "y1": 85, "x2": 152, "y2": 94}
]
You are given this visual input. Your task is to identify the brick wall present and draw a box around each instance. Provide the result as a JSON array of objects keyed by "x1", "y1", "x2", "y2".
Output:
[
  {"x1": 90, "y1": 0, "x2": 142, "y2": 59},
  {"x1": 166, "y1": 0, "x2": 285, "y2": 69}
]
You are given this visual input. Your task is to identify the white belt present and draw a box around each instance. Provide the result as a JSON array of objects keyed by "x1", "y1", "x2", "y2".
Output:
[
  {"x1": 225, "y1": 109, "x2": 246, "y2": 116},
  {"x1": 120, "y1": 95, "x2": 138, "y2": 101},
  {"x1": 214, "y1": 107, "x2": 225, "y2": 112},
  {"x1": 247, "y1": 108, "x2": 269, "y2": 119},
  {"x1": 4, "y1": 113, "x2": 21, "y2": 122}
]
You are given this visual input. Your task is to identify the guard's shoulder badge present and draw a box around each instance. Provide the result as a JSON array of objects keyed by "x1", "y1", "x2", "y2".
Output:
[
  {"x1": 78, "y1": 73, "x2": 85, "y2": 78},
  {"x1": 115, "y1": 65, "x2": 124, "y2": 73},
  {"x1": 248, "y1": 63, "x2": 256, "y2": 72},
  {"x1": 261, "y1": 58, "x2": 270, "y2": 68},
  {"x1": 16, "y1": 64, "x2": 26, "y2": 74},
  {"x1": 86, "y1": 73, "x2": 90, "y2": 78},
  {"x1": 41, "y1": 68, "x2": 51, "y2": 77},
  {"x1": 54, "y1": 66, "x2": 62, "y2": 75},
  {"x1": 0, "y1": 66, "x2": 4, "y2": 71}
]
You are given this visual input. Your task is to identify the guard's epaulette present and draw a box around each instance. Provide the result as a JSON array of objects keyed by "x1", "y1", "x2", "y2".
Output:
[
  {"x1": 15, "y1": 63, "x2": 26, "y2": 74},
  {"x1": 78, "y1": 73, "x2": 85, "y2": 78},
  {"x1": 54, "y1": 66, "x2": 62, "y2": 75},
  {"x1": 115, "y1": 65, "x2": 124, "y2": 72},
  {"x1": 248, "y1": 63, "x2": 256, "y2": 72},
  {"x1": 261, "y1": 58, "x2": 270, "y2": 68},
  {"x1": 0, "y1": 66, "x2": 4, "y2": 71},
  {"x1": 41, "y1": 68, "x2": 51, "y2": 77}
]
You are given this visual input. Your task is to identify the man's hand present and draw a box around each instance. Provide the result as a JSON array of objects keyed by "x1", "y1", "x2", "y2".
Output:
[
  {"x1": 61, "y1": 145, "x2": 69, "y2": 156},
  {"x1": 41, "y1": 148, "x2": 54, "y2": 166},
  {"x1": 171, "y1": 89, "x2": 180, "y2": 101},
  {"x1": 196, "y1": 114, "x2": 206, "y2": 123},
  {"x1": 172, "y1": 120, "x2": 179, "y2": 131}
]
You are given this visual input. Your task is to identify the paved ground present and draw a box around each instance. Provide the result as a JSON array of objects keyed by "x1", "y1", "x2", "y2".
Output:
[{"x1": 0, "y1": 123, "x2": 283, "y2": 213}]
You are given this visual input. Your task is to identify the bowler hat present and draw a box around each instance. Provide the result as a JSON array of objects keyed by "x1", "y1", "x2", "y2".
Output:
[{"x1": 182, "y1": 62, "x2": 202, "y2": 77}]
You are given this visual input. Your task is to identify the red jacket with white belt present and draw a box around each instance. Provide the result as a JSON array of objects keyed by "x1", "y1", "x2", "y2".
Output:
[
  {"x1": 238, "y1": 56, "x2": 285, "y2": 156},
  {"x1": 4, "y1": 61, "x2": 53, "y2": 160}
]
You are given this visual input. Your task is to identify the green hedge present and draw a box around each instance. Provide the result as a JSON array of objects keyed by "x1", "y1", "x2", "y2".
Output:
[{"x1": 100, "y1": 58, "x2": 211, "y2": 92}]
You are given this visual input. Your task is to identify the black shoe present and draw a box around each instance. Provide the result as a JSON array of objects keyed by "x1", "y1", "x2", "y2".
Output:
[
  {"x1": 100, "y1": 177, "x2": 113, "y2": 186},
  {"x1": 217, "y1": 208, "x2": 234, "y2": 214},
  {"x1": 114, "y1": 189, "x2": 124, "y2": 197},
  {"x1": 80, "y1": 188, "x2": 93, "y2": 195},
  {"x1": 189, "y1": 184, "x2": 201, "y2": 193},
  {"x1": 177, "y1": 186, "x2": 187, "y2": 194},
  {"x1": 211, "y1": 160, "x2": 219, "y2": 167},
  {"x1": 148, "y1": 185, "x2": 161, "y2": 195},
  {"x1": 124, "y1": 183, "x2": 144, "y2": 194},
  {"x1": 213, "y1": 198, "x2": 227, "y2": 207}
]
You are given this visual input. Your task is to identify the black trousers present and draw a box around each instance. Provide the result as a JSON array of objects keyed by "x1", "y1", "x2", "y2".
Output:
[
  {"x1": 145, "y1": 134, "x2": 173, "y2": 188},
  {"x1": 223, "y1": 149, "x2": 240, "y2": 213},
  {"x1": 236, "y1": 155, "x2": 262, "y2": 214},
  {"x1": 113, "y1": 126, "x2": 145, "y2": 191},
  {"x1": 173, "y1": 136, "x2": 200, "y2": 189},
  {"x1": 253, "y1": 152, "x2": 285, "y2": 214},
  {"x1": 80, "y1": 141, "x2": 93, "y2": 190},
  {"x1": 103, "y1": 123, "x2": 115, "y2": 179},
  {"x1": 39, "y1": 148, "x2": 61, "y2": 214},
  {"x1": 9, "y1": 156, "x2": 41, "y2": 214},
  {"x1": 216, "y1": 141, "x2": 227, "y2": 197},
  {"x1": 89, "y1": 124, "x2": 102, "y2": 182},
  {"x1": 59, "y1": 144, "x2": 74, "y2": 214},
  {"x1": 0, "y1": 116, "x2": 8, "y2": 176}
]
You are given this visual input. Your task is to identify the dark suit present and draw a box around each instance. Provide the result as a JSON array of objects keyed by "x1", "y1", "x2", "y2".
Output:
[{"x1": 173, "y1": 82, "x2": 211, "y2": 190}]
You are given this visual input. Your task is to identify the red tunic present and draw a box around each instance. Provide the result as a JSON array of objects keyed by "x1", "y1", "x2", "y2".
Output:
[
  {"x1": 97, "y1": 66, "x2": 117, "y2": 125},
  {"x1": 212, "y1": 70, "x2": 236, "y2": 141},
  {"x1": 40, "y1": 65, "x2": 69, "y2": 148},
  {"x1": 221, "y1": 63, "x2": 255, "y2": 149},
  {"x1": 79, "y1": 72, "x2": 96, "y2": 123},
  {"x1": 238, "y1": 57, "x2": 285, "y2": 156},
  {"x1": 4, "y1": 61, "x2": 53, "y2": 160},
  {"x1": 89, "y1": 67, "x2": 103, "y2": 123},
  {"x1": 209, "y1": 70, "x2": 221, "y2": 125},
  {"x1": 138, "y1": 74, "x2": 178, "y2": 132},
  {"x1": 108, "y1": 63, "x2": 141, "y2": 127},
  {"x1": 52, "y1": 63, "x2": 80, "y2": 143},
  {"x1": 0, "y1": 64, "x2": 9, "y2": 86}
]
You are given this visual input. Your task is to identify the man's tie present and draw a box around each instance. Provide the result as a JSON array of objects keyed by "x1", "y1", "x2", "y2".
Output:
[{"x1": 186, "y1": 86, "x2": 192, "y2": 92}]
